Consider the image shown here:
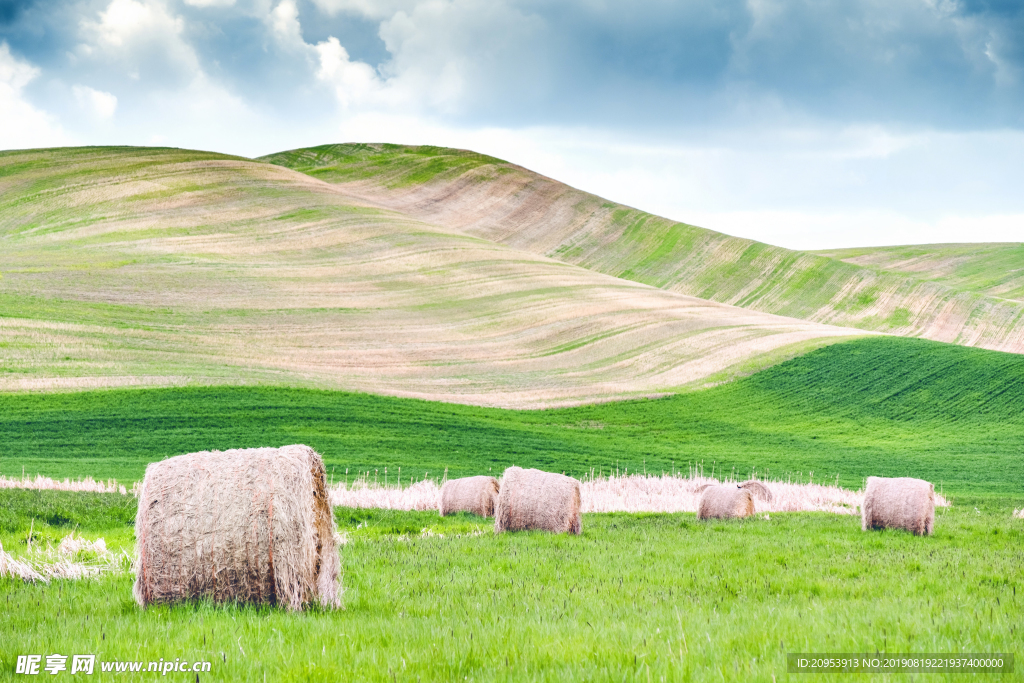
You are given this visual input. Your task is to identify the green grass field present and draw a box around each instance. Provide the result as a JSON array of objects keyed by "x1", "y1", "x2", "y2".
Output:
[
  {"x1": 3, "y1": 336, "x2": 1023, "y2": 495},
  {"x1": 3, "y1": 337, "x2": 1023, "y2": 681},
  {"x1": 1, "y1": 495, "x2": 1020, "y2": 682}
]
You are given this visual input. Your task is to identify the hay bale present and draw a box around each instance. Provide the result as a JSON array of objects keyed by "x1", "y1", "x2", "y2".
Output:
[
  {"x1": 739, "y1": 480, "x2": 773, "y2": 503},
  {"x1": 494, "y1": 467, "x2": 581, "y2": 535},
  {"x1": 861, "y1": 476, "x2": 934, "y2": 536},
  {"x1": 133, "y1": 444, "x2": 341, "y2": 610},
  {"x1": 697, "y1": 485, "x2": 754, "y2": 520},
  {"x1": 440, "y1": 476, "x2": 500, "y2": 517}
]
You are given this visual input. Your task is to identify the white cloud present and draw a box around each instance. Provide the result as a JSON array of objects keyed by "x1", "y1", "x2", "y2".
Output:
[
  {"x1": 314, "y1": 37, "x2": 392, "y2": 108},
  {"x1": 79, "y1": 0, "x2": 200, "y2": 81},
  {"x1": 306, "y1": 0, "x2": 416, "y2": 19},
  {"x1": 0, "y1": 43, "x2": 71, "y2": 150},
  {"x1": 262, "y1": 0, "x2": 397, "y2": 110},
  {"x1": 269, "y1": 0, "x2": 306, "y2": 48},
  {"x1": 73, "y1": 85, "x2": 118, "y2": 120},
  {"x1": 183, "y1": 0, "x2": 236, "y2": 8}
]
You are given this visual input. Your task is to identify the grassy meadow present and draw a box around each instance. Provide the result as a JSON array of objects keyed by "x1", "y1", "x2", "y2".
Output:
[
  {"x1": 2, "y1": 336, "x2": 1023, "y2": 495},
  {"x1": 2, "y1": 494, "x2": 1020, "y2": 681}
]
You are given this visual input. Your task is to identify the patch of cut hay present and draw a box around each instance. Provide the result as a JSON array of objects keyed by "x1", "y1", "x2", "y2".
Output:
[
  {"x1": 697, "y1": 485, "x2": 755, "y2": 520},
  {"x1": 133, "y1": 444, "x2": 341, "y2": 610},
  {"x1": 0, "y1": 541, "x2": 45, "y2": 582},
  {"x1": 315, "y1": 473, "x2": 948, "y2": 516},
  {"x1": 861, "y1": 476, "x2": 935, "y2": 536},
  {"x1": 494, "y1": 467, "x2": 581, "y2": 535},
  {"x1": 330, "y1": 478, "x2": 440, "y2": 510},
  {"x1": 440, "y1": 476, "x2": 500, "y2": 517},
  {"x1": 579, "y1": 474, "x2": 872, "y2": 515},
  {"x1": 0, "y1": 533, "x2": 126, "y2": 582},
  {"x1": 0, "y1": 474, "x2": 130, "y2": 495}
]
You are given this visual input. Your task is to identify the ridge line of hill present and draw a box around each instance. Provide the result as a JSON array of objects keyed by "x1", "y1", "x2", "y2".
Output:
[{"x1": 259, "y1": 143, "x2": 1024, "y2": 355}]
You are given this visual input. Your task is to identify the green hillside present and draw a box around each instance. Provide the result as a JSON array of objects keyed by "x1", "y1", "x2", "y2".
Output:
[
  {"x1": 3, "y1": 336, "x2": 1022, "y2": 495},
  {"x1": 262, "y1": 144, "x2": 1024, "y2": 355},
  {"x1": 816, "y1": 242, "x2": 1024, "y2": 303}
]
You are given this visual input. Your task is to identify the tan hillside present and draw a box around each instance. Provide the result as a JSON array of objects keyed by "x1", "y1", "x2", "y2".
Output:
[
  {"x1": 0, "y1": 146, "x2": 864, "y2": 408},
  {"x1": 814, "y1": 243, "x2": 1024, "y2": 303},
  {"x1": 260, "y1": 144, "x2": 1024, "y2": 355}
]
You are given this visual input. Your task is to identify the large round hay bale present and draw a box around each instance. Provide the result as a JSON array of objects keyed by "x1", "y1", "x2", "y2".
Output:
[
  {"x1": 739, "y1": 480, "x2": 773, "y2": 503},
  {"x1": 494, "y1": 467, "x2": 581, "y2": 535},
  {"x1": 697, "y1": 485, "x2": 754, "y2": 520},
  {"x1": 440, "y1": 476, "x2": 500, "y2": 517},
  {"x1": 133, "y1": 444, "x2": 341, "y2": 610},
  {"x1": 861, "y1": 476, "x2": 934, "y2": 536}
]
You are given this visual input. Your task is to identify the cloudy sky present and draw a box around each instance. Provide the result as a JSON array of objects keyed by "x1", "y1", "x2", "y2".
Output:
[{"x1": 2, "y1": 0, "x2": 1022, "y2": 249}]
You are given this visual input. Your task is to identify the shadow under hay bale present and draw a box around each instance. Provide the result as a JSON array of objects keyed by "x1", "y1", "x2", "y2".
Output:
[
  {"x1": 861, "y1": 476, "x2": 935, "y2": 536},
  {"x1": 495, "y1": 467, "x2": 581, "y2": 535},
  {"x1": 133, "y1": 444, "x2": 341, "y2": 610},
  {"x1": 697, "y1": 485, "x2": 755, "y2": 520},
  {"x1": 440, "y1": 476, "x2": 500, "y2": 517},
  {"x1": 739, "y1": 480, "x2": 773, "y2": 503}
]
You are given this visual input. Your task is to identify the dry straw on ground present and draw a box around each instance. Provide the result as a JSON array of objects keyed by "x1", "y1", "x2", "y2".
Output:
[
  {"x1": 697, "y1": 485, "x2": 755, "y2": 520},
  {"x1": 0, "y1": 474, "x2": 130, "y2": 495},
  {"x1": 330, "y1": 477, "x2": 440, "y2": 510},
  {"x1": 440, "y1": 476, "x2": 500, "y2": 517},
  {"x1": 861, "y1": 476, "x2": 935, "y2": 536},
  {"x1": 494, "y1": 467, "x2": 582, "y2": 535},
  {"x1": 0, "y1": 533, "x2": 125, "y2": 582},
  {"x1": 326, "y1": 473, "x2": 946, "y2": 516},
  {"x1": 133, "y1": 444, "x2": 341, "y2": 610}
]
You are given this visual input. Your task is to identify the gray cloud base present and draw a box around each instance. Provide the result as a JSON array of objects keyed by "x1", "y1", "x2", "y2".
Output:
[{"x1": 2, "y1": 0, "x2": 1022, "y2": 131}]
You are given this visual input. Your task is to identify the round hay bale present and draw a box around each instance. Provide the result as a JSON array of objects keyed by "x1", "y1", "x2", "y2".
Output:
[
  {"x1": 861, "y1": 476, "x2": 934, "y2": 536},
  {"x1": 133, "y1": 444, "x2": 341, "y2": 610},
  {"x1": 697, "y1": 485, "x2": 754, "y2": 520},
  {"x1": 440, "y1": 476, "x2": 500, "y2": 517},
  {"x1": 739, "y1": 480, "x2": 773, "y2": 503},
  {"x1": 494, "y1": 467, "x2": 581, "y2": 535}
]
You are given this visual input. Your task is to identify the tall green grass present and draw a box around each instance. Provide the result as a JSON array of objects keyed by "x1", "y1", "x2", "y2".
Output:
[
  {"x1": 2, "y1": 337, "x2": 1023, "y2": 495},
  {"x1": 1, "y1": 502, "x2": 1019, "y2": 682}
]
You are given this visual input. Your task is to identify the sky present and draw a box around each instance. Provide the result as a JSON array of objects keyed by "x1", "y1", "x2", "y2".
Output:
[{"x1": 1, "y1": 0, "x2": 1022, "y2": 249}]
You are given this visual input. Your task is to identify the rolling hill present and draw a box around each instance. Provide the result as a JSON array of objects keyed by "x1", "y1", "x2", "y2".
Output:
[
  {"x1": 815, "y1": 242, "x2": 1024, "y2": 303},
  {"x1": 0, "y1": 146, "x2": 864, "y2": 407},
  {"x1": 260, "y1": 144, "x2": 1024, "y2": 354}
]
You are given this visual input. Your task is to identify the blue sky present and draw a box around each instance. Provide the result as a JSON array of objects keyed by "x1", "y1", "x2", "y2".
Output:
[{"x1": 2, "y1": 0, "x2": 1022, "y2": 248}]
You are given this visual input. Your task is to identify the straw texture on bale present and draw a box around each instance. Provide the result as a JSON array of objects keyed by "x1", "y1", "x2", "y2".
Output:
[
  {"x1": 739, "y1": 480, "x2": 773, "y2": 503},
  {"x1": 494, "y1": 467, "x2": 581, "y2": 535},
  {"x1": 697, "y1": 485, "x2": 755, "y2": 520},
  {"x1": 861, "y1": 476, "x2": 935, "y2": 536},
  {"x1": 440, "y1": 476, "x2": 500, "y2": 517},
  {"x1": 133, "y1": 444, "x2": 341, "y2": 610}
]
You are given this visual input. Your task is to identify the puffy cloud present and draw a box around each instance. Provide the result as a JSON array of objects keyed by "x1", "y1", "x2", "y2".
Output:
[
  {"x1": 78, "y1": 0, "x2": 201, "y2": 84},
  {"x1": 72, "y1": 84, "x2": 117, "y2": 120},
  {"x1": 314, "y1": 36, "x2": 390, "y2": 108},
  {"x1": 0, "y1": 42, "x2": 70, "y2": 149}
]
